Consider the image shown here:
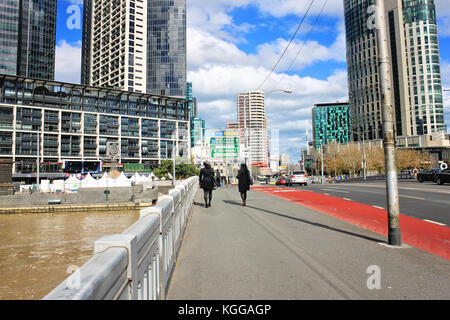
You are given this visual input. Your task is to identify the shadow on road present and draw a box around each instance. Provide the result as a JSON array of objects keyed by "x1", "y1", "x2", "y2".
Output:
[
  {"x1": 193, "y1": 201, "x2": 206, "y2": 208},
  {"x1": 222, "y1": 200, "x2": 383, "y2": 243}
]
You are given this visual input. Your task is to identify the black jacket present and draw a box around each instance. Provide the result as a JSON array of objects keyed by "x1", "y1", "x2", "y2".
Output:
[
  {"x1": 237, "y1": 168, "x2": 251, "y2": 193},
  {"x1": 199, "y1": 167, "x2": 216, "y2": 191}
]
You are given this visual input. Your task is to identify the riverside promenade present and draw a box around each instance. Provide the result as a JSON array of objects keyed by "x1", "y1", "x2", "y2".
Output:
[{"x1": 167, "y1": 185, "x2": 450, "y2": 300}]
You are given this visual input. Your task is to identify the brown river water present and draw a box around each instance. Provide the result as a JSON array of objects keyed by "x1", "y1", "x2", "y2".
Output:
[{"x1": 0, "y1": 210, "x2": 140, "y2": 300}]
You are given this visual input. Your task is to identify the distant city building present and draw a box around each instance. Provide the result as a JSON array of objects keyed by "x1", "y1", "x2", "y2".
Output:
[
  {"x1": 82, "y1": 0, "x2": 186, "y2": 96},
  {"x1": 312, "y1": 102, "x2": 351, "y2": 151},
  {"x1": 191, "y1": 117, "x2": 205, "y2": 147},
  {"x1": 226, "y1": 121, "x2": 240, "y2": 131},
  {"x1": 280, "y1": 153, "x2": 290, "y2": 168},
  {"x1": 0, "y1": 0, "x2": 57, "y2": 80},
  {"x1": 0, "y1": 74, "x2": 190, "y2": 178},
  {"x1": 344, "y1": 0, "x2": 446, "y2": 141},
  {"x1": 237, "y1": 91, "x2": 269, "y2": 167}
]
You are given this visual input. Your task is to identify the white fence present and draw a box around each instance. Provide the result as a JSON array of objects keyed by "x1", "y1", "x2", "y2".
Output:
[{"x1": 43, "y1": 176, "x2": 199, "y2": 300}]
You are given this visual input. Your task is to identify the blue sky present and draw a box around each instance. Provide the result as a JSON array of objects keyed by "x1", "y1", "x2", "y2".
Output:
[{"x1": 55, "y1": 0, "x2": 450, "y2": 164}]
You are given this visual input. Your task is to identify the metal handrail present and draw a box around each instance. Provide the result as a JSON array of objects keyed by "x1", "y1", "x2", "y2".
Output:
[{"x1": 43, "y1": 176, "x2": 199, "y2": 300}]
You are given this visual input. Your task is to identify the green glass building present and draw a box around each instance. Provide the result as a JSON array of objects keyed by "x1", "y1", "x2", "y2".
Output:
[
  {"x1": 191, "y1": 117, "x2": 205, "y2": 147},
  {"x1": 312, "y1": 102, "x2": 351, "y2": 151}
]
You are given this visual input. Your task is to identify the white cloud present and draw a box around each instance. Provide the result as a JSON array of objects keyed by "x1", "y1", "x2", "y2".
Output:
[
  {"x1": 54, "y1": 40, "x2": 81, "y2": 84},
  {"x1": 186, "y1": 1, "x2": 350, "y2": 162}
]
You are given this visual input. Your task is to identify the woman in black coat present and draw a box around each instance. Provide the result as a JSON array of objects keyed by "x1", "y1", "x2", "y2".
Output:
[
  {"x1": 199, "y1": 161, "x2": 216, "y2": 207},
  {"x1": 236, "y1": 163, "x2": 251, "y2": 206}
]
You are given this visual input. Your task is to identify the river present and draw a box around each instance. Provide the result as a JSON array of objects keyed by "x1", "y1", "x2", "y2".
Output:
[{"x1": 0, "y1": 210, "x2": 140, "y2": 300}]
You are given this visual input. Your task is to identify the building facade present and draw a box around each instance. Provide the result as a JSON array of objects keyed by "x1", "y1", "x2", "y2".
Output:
[
  {"x1": 82, "y1": 0, "x2": 186, "y2": 97},
  {"x1": 312, "y1": 102, "x2": 351, "y2": 151},
  {"x1": 344, "y1": 0, "x2": 445, "y2": 142},
  {"x1": 0, "y1": 74, "x2": 190, "y2": 177},
  {"x1": 0, "y1": 0, "x2": 57, "y2": 80},
  {"x1": 191, "y1": 117, "x2": 205, "y2": 147},
  {"x1": 237, "y1": 91, "x2": 269, "y2": 167},
  {"x1": 147, "y1": 0, "x2": 186, "y2": 97}
]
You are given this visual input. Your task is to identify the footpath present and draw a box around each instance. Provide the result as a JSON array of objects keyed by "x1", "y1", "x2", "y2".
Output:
[{"x1": 167, "y1": 185, "x2": 450, "y2": 300}]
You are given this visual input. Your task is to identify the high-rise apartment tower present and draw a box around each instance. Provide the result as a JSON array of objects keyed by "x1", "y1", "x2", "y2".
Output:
[
  {"x1": 82, "y1": 0, "x2": 186, "y2": 96},
  {"x1": 237, "y1": 91, "x2": 269, "y2": 167},
  {"x1": 344, "y1": 0, "x2": 445, "y2": 142}
]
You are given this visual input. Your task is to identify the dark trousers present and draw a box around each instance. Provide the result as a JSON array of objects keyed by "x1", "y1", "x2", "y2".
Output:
[
  {"x1": 240, "y1": 191, "x2": 247, "y2": 202},
  {"x1": 204, "y1": 189, "x2": 212, "y2": 205}
]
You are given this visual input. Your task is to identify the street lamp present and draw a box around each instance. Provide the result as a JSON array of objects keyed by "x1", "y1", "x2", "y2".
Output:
[{"x1": 341, "y1": 129, "x2": 366, "y2": 181}]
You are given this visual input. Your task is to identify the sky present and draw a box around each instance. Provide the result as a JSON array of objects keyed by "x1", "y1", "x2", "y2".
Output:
[{"x1": 55, "y1": 0, "x2": 450, "y2": 164}]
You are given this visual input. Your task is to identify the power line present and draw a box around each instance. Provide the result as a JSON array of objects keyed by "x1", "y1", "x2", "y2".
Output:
[
  {"x1": 256, "y1": 0, "x2": 316, "y2": 91},
  {"x1": 267, "y1": 0, "x2": 329, "y2": 97}
]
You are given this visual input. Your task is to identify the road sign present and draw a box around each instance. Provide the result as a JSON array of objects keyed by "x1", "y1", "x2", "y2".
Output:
[
  {"x1": 210, "y1": 137, "x2": 239, "y2": 146},
  {"x1": 211, "y1": 147, "x2": 239, "y2": 158},
  {"x1": 210, "y1": 134, "x2": 240, "y2": 159}
]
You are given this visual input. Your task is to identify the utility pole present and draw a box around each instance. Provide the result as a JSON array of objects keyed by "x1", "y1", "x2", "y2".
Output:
[
  {"x1": 375, "y1": 0, "x2": 401, "y2": 246},
  {"x1": 321, "y1": 143, "x2": 324, "y2": 184},
  {"x1": 36, "y1": 132, "x2": 40, "y2": 193}
]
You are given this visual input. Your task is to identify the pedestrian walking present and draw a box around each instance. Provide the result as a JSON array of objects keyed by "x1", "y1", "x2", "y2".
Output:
[
  {"x1": 236, "y1": 163, "x2": 252, "y2": 206},
  {"x1": 199, "y1": 161, "x2": 216, "y2": 208},
  {"x1": 215, "y1": 169, "x2": 222, "y2": 188}
]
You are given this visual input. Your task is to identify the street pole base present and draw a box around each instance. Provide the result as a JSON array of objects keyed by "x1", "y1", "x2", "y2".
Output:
[{"x1": 388, "y1": 228, "x2": 402, "y2": 246}]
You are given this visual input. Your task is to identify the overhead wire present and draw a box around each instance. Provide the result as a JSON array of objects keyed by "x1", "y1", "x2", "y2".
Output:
[
  {"x1": 266, "y1": 0, "x2": 329, "y2": 98},
  {"x1": 255, "y1": 0, "x2": 316, "y2": 91}
]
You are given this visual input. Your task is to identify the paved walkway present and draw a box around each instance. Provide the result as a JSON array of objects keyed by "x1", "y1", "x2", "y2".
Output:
[{"x1": 167, "y1": 186, "x2": 450, "y2": 300}]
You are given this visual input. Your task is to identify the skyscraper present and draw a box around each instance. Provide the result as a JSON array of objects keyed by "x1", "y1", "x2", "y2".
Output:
[
  {"x1": 237, "y1": 91, "x2": 269, "y2": 167},
  {"x1": 0, "y1": 0, "x2": 57, "y2": 80},
  {"x1": 81, "y1": 0, "x2": 148, "y2": 92},
  {"x1": 82, "y1": 0, "x2": 186, "y2": 96},
  {"x1": 312, "y1": 102, "x2": 351, "y2": 151},
  {"x1": 147, "y1": 0, "x2": 186, "y2": 97},
  {"x1": 344, "y1": 0, "x2": 445, "y2": 142}
]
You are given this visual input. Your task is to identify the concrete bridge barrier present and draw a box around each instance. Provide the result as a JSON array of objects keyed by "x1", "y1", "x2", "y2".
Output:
[{"x1": 43, "y1": 176, "x2": 199, "y2": 300}]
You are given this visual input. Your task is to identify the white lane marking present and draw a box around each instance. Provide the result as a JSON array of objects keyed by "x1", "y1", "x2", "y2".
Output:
[
  {"x1": 399, "y1": 195, "x2": 425, "y2": 200},
  {"x1": 322, "y1": 188, "x2": 350, "y2": 194},
  {"x1": 338, "y1": 183, "x2": 450, "y2": 195},
  {"x1": 423, "y1": 219, "x2": 446, "y2": 226},
  {"x1": 373, "y1": 206, "x2": 385, "y2": 210}
]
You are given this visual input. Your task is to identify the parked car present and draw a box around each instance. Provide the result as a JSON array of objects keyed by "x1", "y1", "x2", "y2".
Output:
[
  {"x1": 417, "y1": 168, "x2": 441, "y2": 183},
  {"x1": 434, "y1": 169, "x2": 450, "y2": 185},
  {"x1": 289, "y1": 171, "x2": 309, "y2": 186},
  {"x1": 275, "y1": 175, "x2": 291, "y2": 186}
]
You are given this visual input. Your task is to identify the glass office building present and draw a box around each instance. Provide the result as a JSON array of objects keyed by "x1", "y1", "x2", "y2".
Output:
[
  {"x1": 191, "y1": 117, "x2": 205, "y2": 147},
  {"x1": 344, "y1": 0, "x2": 445, "y2": 142},
  {"x1": 0, "y1": 74, "x2": 190, "y2": 176},
  {"x1": 147, "y1": 0, "x2": 186, "y2": 97},
  {"x1": 0, "y1": 0, "x2": 57, "y2": 80},
  {"x1": 312, "y1": 102, "x2": 351, "y2": 151}
]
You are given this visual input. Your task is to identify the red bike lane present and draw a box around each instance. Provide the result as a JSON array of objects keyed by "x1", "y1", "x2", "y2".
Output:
[{"x1": 252, "y1": 186, "x2": 450, "y2": 261}]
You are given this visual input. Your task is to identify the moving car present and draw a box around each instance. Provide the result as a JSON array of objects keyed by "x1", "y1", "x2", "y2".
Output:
[
  {"x1": 275, "y1": 176, "x2": 291, "y2": 186},
  {"x1": 434, "y1": 169, "x2": 450, "y2": 185},
  {"x1": 416, "y1": 168, "x2": 441, "y2": 183},
  {"x1": 290, "y1": 171, "x2": 309, "y2": 186}
]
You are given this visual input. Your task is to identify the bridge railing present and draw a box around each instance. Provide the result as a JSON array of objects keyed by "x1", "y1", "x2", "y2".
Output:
[{"x1": 43, "y1": 176, "x2": 199, "y2": 300}]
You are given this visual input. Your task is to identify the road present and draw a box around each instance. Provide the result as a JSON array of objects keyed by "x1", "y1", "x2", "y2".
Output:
[{"x1": 280, "y1": 180, "x2": 450, "y2": 226}]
